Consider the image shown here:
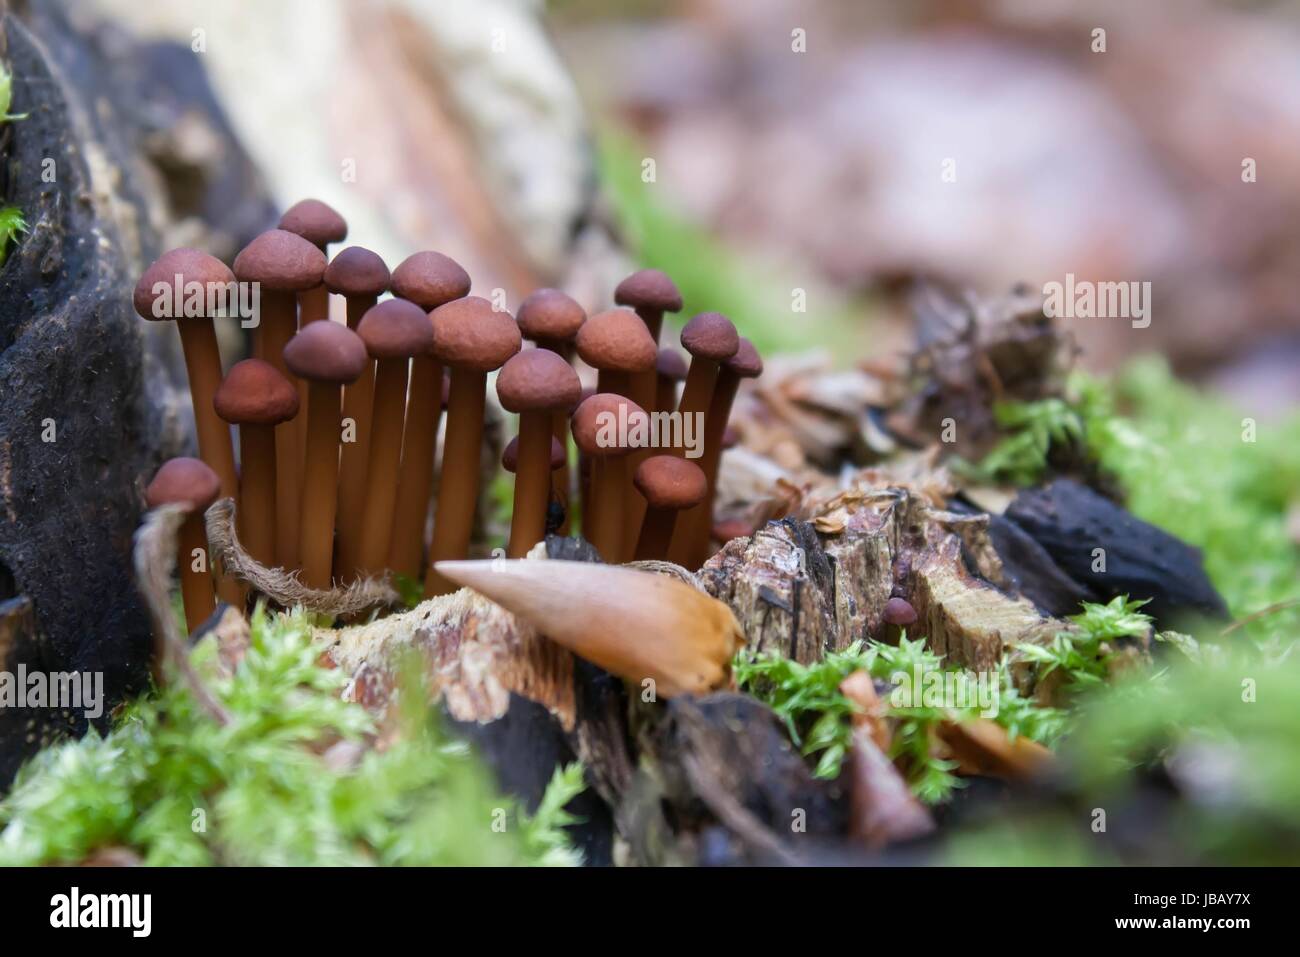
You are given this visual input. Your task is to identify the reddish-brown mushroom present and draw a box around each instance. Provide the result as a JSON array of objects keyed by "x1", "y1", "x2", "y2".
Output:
[
  {"x1": 669, "y1": 337, "x2": 762, "y2": 568},
  {"x1": 323, "y1": 246, "x2": 390, "y2": 576},
  {"x1": 145, "y1": 457, "x2": 222, "y2": 633},
  {"x1": 133, "y1": 249, "x2": 240, "y2": 508},
  {"x1": 386, "y1": 252, "x2": 472, "y2": 578},
  {"x1": 502, "y1": 435, "x2": 567, "y2": 474},
  {"x1": 632, "y1": 456, "x2": 707, "y2": 561},
  {"x1": 283, "y1": 320, "x2": 368, "y2": 589},
  {"x1": 423, "y1": 297, "x2": 521, "y2": 596},
  {"x1": 212, "y1": 359, "x2": 299, "y2": 568},
  {"x1": 232, "y1": 229, "x2": 327, "y2": 568},
  {"x1": 352, "y1": 300, "x2": 435, "y2": 576},
  {"x1": 516, "y1": 288, "x2": 587, "y2": 532},
  {"x1": 517, "y1": 288, "x2": 587, "y2": 360},
  {"x1": 575, "y1": 308, "x2": 656, "y2": 398},
  {"x1": 674, "y1": 311, "x2": 740, "y2": 423},
  {"x1": 614, "y1": 268, "x2": 682, "y2": 425},
  {"x1": 278, "y1": 199, "x2": 347, "y2": 324},
  {"x1": 497, "y1": 349, "x2": 581, "y2": 558},
  {"x1": 571, "y1": 392, "x2": 645, "y2": 563}
]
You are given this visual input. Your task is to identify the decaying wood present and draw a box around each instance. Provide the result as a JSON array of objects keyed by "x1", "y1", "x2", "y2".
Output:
[
  {"x1": 318, "y1": 572, "x2": 577, "y2": 732},
  {"x1": 701, "y1": 474, "x2": 1068, "y2": 678},
  {"x1": 626, "y1": 693, "x2": 848, "y2": 866}
]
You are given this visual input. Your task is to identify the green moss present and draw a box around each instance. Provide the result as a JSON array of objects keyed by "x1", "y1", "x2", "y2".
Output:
[{"x1": 0, "y1": 608, "x2": 584, "y2": 866}]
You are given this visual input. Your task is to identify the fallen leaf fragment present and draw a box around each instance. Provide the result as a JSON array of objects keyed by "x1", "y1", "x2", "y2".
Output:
[
  {"x1": 847, "y1": 726, "x2": 935, "y2": 849},
  {"x1": 434, "y1": 559, "x2": 744, "y2": 698},
  {"x1": 937, "y1": 716, "x2": 1054, "y2": 780}
]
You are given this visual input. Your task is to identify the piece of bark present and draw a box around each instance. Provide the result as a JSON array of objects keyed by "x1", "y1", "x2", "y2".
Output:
[
  {"x1": 629, "y1": 693, "x2": 848, "y2": 866},
  {"x1": 0, "y1": 1, "x2": 276, "y2": 782},
  {"x1": 1005, "y1": 479, "x2": 1229, "y2": 624}
]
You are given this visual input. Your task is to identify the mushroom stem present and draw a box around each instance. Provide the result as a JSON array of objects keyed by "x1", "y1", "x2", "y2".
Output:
[
  {"x1": 507, "y1": 411, "x2": 554, "y2": 558},
  {"x1": 633, "y1": 506, "x2": 678, "y2": 561},
  {"x1": 676, "y1": 359, "x2": 720, "y2": 422},
  {"x1": 237, "y1": 424, "x2": 277, "y2": 567},
  {"x1": 589, "y1": 457, "x2": 626, "y2": 562},
  {"x1": 669, "y1": 371, "x2": 740, "y2": 568},
  {"x1": 177, "y1": 319, "x2": 238, "y2": 503},
  {"x1": 387, "y1": 356, "x2": 443, "y2": 577},
  {"x1": 423, "y1": 367, "x2": 487, "y2": 597},
  {"x1": 298, "y1": 381, "x2": 344, "y2": 589},
  {"x1": 551, "y1": 410, "x2": 572, "y2": 534},
  {"x1": 177, "y1": 512, "x2": 217, "y2": 633},
  {"x1": 354, "y1": 357, "x2": 410, "y2": 575},
  {"x1": 334, "y1": 293, "x2": 379, "y2": 578},
  {"x1": 257, "y1": 290, "x2": 302, "y2": 568},
  {"x1": 177, "y1": 319, "x2": 241, "y2": 606}
]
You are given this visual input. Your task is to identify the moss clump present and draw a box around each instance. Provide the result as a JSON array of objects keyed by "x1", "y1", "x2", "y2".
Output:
[{"x1": 0, "y1": 608, "x2": 585, "y2": 866}]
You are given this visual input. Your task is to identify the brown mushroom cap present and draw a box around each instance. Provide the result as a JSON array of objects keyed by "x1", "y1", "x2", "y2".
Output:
[
  {"x1": 232, "y1": 229, "x2": 327, "y2": 291},
  {"x1": 502, "y1": 435, "x2": 566, "y2": 473},
  {"x1": 390, "y1": 251, "x2": 472, "y2": 310},
  {"x1": 634, "y1": 455, "x2": 707, "y2": 510},
  {"x1": 516, "y1": 288, "x2": 586, "y2": 342},
  {"x1": 278, "y1": 199, "x2": 348, "y2": 248},
  {"x1": 575, "y1": 309, "x2": 657, "y2": 373},
  {"x1": 134, "y1": 248, "x2": 235, "y2": 320},
  {"x1": 570, "y1": 392, "x2": 645, "y2": 457},
  {"x1": 356, "y1": 299, "x2": 434, "y2": 359},
  {"x1": 724, "y1": 337, "x2": 763, "y2": 378},
  {"x1": 614, "y1": 269, "x2": 683, "y2": 314},
  {"x1": 145, "y1": 457, "x2": 222, "y2": 511},
  {"x1": 283, "y1": 320, "x2": 369, "y2": 383},
  {"x1": 213, "y1": 359, "x2": 300, "y2": 425},
  {"x1": 429, "y1": 296, "x2": 520, "y2": 371},
  {"x1": 323, "y1": 246, "x2": 389, "y2": 297},
  {"x1": 496, "y1": 348, "x2": 582, "y2": 413},
  {"x1": 883, "y1": 597, "x2": 918, "y2": 626},
  {"x1": 680, "y1": 312, "x2": 740, "y2": 361},
  {"x1": 656, "y1": 347, "x2": 688, "y2": 380}
]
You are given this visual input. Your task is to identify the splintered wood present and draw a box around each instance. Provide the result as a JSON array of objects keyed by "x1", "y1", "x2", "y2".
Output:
[{"x1": 701, "y1": 463, "x2": 1065, "y2": 682}]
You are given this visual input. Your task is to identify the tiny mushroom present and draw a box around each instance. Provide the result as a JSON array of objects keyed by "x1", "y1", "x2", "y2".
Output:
[
  {"x1": 669, "y1": 337, "x2": 762, "y2": 568},
  {"x1": 232, "y1": 229, "x2": 327, "y2": 568},
  {"x1": 632, "y1": 455, "x2": 707, "y2": 561},
  {"x1": 502, "y1": 434, "x2": 567, "y2": 474},
  {"x1": 883, "y1": 597, "x2": 918, "y2": 627},
  {"x1": 352, "y1": 299, "x2": 435, "y2": 576},
  {"x1": 387, "y1": 252, "x2": 472, "y2": 578},
  {"x1": 145, "y1": 457, "x2": 222, "y2": 633},
  {"x1": 278, "y1": 198, "x2": 348, "y2": 324},
  {"x1": 571, "y1": 392, "x2": 645, "y2": 563},
  {"x1": 283, "y1": 319, "x2": 369, "y2": 589},
  {"x1": 213, "y1": 359, "x2": 299, "y2": 568},
  {"x1": 423, "y1": 296, "x2": 521, "y2": 596},
  {"x1": 516, "y1": 288, "x2": 587, "y2": 533},
  {"x1": 133, "y1": 249, "x2": 240, "y2": 508},
  {"x1": 323, "y1": 246, "x2": 390, "y2": 574},
  {"x1": 496, "y1": 349, "x2": 581, "y2": 558},
  {"x1": 614, "y1": 268, "x2": 683, "y2": 429}
]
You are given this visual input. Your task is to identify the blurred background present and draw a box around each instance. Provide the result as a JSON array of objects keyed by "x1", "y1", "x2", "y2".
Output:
[{"x1": 78, "y1": 0, "x2": 1300, "y2": 414}]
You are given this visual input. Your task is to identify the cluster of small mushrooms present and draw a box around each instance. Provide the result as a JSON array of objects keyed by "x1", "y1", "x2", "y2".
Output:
[{"x1": 136, "y1": 200, "x2": 761, "y2": 631}]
